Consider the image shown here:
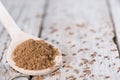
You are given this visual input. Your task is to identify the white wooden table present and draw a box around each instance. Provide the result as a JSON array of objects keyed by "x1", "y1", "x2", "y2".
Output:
[{"x1": 0, "y1": 0, "x2": 120, "y2": 80}]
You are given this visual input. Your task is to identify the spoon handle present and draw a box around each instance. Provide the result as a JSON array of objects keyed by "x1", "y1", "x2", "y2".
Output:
[{"x1": 0, "y1": 1, "x2": 22, "y2": 38}]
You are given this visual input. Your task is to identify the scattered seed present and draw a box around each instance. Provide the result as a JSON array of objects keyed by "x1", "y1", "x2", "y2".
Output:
[
  {"x1": 96, "y1": 43, "x2": 99, "y2": 46},
  {"x1": 67, "y1": 75, "x2": 76, "y2": 79},
  {"x1": 91, "y1": 74, "x2": 94, "y2": 77},
  {"x1": 98, "y1": 54, "x2": 102, "y2": 57},
  {"x1": 105, "y1": 76, "x2": 110, "y2": 79},
  {"x1": 110, "y1": 49, "x2": 117, "y2": 51},
  {"x1": 79, "y1": 62, "x2": 84, "y2": 66},
  {"x1": 65, "y1": 65, "x2": 72, "y2": 68},
  {"x1": 62, "y1": 65, "x2": 65, "y2": 67},
  {"x1": 44, "y1": 38, "x2": 48, "y2": 40},
  {"x1": 91, "y1": 52, "x2": 97, "y2": 58},
  {"x1": 113, "y1": 63, "x2": 116, "y2": 65},
  {"x1": 84, "y1": 67, "x2": 90, "y2": 69},
  {"x1": 69, "y1": 32, "x2": 74, "y2": 35},
  {"x1": 83, "y1": 78, "x2": 87, "y2": 80},
  {"x1": 88, "y1": 60, "x2": 95, "y2": 65},
  {"x1": 74, "y1": 69, "x2": 79, "y2": 74},
  {"x1": 101, "y1": 40, "x2": 104, "y2": 42},
  {"x1": 56, "y1": 41, "x2": 59, "y2": 44},
  {"x1": 62, "y1": 54, "x2": 66, "y2": 56},
  {"x1": 104, "y1": 56, "x2": 110, "y2": 60},
  {"x1": 83, "y1": 69, "x2": 91, "y2": 75},
  {"x1": 50, "y1": 28, "x2": 58, "y2": 33},
  {"x1": 83, "y1": 41, "x2": 86, "y2": 43},
  {"x1": 100, "y1": 62, "x2": 102, "y2": 64},
  {"x1": 95, "y1": 37, "x2": 100, "y2": 40},
  {"x1": 50, "y1": 72, "x2": 55, "y2": 76},
  {"x1": 76, "y1": 23, "x2": 85, "y2": 28},
  {"x1": 51, "y1": 40, "x2": 55, "y2": 42},
  {"x1": 63, "y1": 61, "x2": 66, "y2": 63},
  {"x1": 84, "y1": 48, "x2": 89, "y2": 50},
  {"x1": 78, "y1": 48, "x2": 89, "y2": 51},
  {"x1": 79, "y1": 75, "x2": 84, "y2": 78},
  {"x1": 117, "y1": 67, "x2": 120, "y2": 72},
  {"x1": 109, "y1": 64, "x2": 111, "y2": 68},
  {"x1": 65, "y1": 69, "x2": 69, "y2": 72},
  {"x1": 81, "y1": 58, "x2": 89, "y2": 64},
  {"x1": 92, "y1": 59, "x2": 96, "y2": 62},
  {"x1": 90, "y1": 29, "x2": 96, "y2": 33},
  {"x1": 65, "y1": 27, "x2": 71, "y2": 30},
  {"x1": 71, "y1": 44, "x2": 76, "y2": 48},
  {"x1": 67, "y1": 41, "x2": 72, "y2": 44},
  {"x1": 73, "y1": 53, "x2": 77, "y2": 56},
  {"x1": 55, "y1": 70, "x2": 60, "y2": 75},
  {"x1": 78, "y1": 49, "x2": 84, "y2": 52}
]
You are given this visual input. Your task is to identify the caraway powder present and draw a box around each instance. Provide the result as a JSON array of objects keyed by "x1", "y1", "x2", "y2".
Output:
[{"x1": 13, "y1": 39, "x2": 59, "y2": 70}]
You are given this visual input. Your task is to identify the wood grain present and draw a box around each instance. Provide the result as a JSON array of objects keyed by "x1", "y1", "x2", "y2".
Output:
[
  {"x1": 33, "y1": 0, "x2": 120, "y2": 80},
  {"x1": 0, "y1": 0, "x2": 46, "y2": 80}
]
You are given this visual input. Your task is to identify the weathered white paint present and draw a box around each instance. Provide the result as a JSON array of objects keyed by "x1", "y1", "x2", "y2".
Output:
[
  {"x1": 36, "y1": 0, "x2": 120, "y2": 80},
  {"x1": 0, "y1": 0, "x2": 46, "y2": 80}
]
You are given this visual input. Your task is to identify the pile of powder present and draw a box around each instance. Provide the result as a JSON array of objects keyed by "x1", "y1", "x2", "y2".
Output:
[{"x1": 13, "y1": 39, "x2": 59, "y2": 70}]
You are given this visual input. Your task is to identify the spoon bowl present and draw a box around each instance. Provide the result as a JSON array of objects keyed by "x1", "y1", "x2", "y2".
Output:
[
  {"x1": 7, "y1": 31, "x2": 62, "y2": 75},
  {"x1": 0, "y1": 1, "x2": 62, "y2": 75}
]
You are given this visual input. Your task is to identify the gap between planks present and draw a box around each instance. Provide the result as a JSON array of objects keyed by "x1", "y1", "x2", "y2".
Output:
[
  {"x1": 106, "y1": 0, "x2": 120, "y2": 57},
  {"x1": 38, "y1": 0, "x2": 49, "y2": 38}
]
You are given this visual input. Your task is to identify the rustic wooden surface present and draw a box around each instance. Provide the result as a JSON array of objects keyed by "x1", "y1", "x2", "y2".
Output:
[{"x1": 0, "y1": 0, "x2": 120, "y2": 80}]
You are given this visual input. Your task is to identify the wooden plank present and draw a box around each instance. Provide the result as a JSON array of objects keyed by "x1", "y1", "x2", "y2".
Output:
[
  {"x1": 109, "y1": 0, "x2": 120, "y2": 54},
  {"x1": 33, "y1": 0, "x2": 120, "y2": 80},
  {"x1": 0, "y1": 0, "x2": 46, "y2": 80}
]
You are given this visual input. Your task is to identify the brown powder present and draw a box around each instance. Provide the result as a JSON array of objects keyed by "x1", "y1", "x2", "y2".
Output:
[{"x1": 13, "y1": 39, "x2": 59, "y2": 70}]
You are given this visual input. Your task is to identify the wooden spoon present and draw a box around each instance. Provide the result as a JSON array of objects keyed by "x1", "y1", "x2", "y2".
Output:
[{"x1": 0, "y1": 1, "x2": 62, "y2": 75}]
